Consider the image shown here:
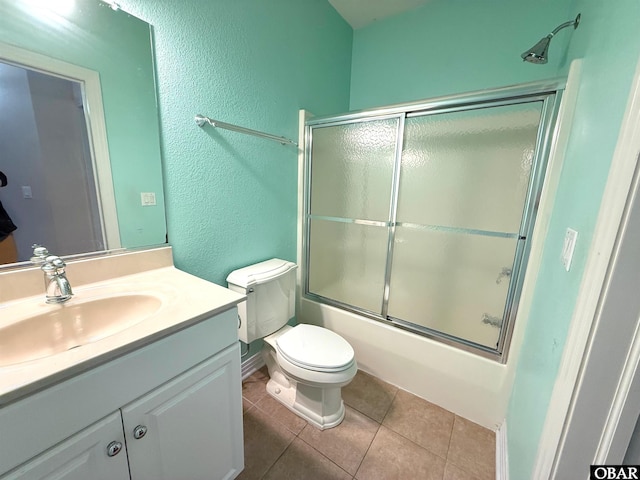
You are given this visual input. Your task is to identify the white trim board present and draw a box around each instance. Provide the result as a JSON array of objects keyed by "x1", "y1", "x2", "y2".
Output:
[
  {"x1": 596, "y1": 292, "x2": 640, "y2": 463},
  {"x1": 496, "y1": 421, "x2": 509, "y2": 480},
  {"x1": 241, "y1": 352, "x2": 265, "y2": 380},
  {"x1": 533, "y1": 52, "x2": 640, "y2": 479}
]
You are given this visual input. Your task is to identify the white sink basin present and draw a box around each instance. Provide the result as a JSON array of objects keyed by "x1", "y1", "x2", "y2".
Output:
[{"x1": 0, "y1": 293, "x2": 162, "y2": 366}]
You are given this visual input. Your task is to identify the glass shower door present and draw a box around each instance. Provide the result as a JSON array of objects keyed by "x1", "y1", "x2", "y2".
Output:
[
  {"x1": 303, "y1": 87, "x2": 559, "y2": 359},
  {"x1": 386, "y1": 102, "x2": 544, "y2": 349},
  {"x1": 306, "y1": 117, "x2": 400, "y2": 314}
]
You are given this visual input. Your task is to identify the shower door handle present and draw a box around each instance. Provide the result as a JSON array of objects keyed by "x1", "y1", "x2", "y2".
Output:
[{"x1": 496, "y1": 267, "x2": 512, "y2": 284}]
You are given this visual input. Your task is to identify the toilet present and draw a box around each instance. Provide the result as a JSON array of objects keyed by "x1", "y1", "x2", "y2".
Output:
[{"x1": 227, "y1": 258, "x2": 357, "y2": 429}]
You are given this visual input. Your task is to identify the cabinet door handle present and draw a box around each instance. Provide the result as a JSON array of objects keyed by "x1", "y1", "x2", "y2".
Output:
[
  {"x1": 106, "y1": 441, "x2": 123, "y2": 457},
  {"x1": 133, "y1": 425, "x2": 148, "y2": 439}
]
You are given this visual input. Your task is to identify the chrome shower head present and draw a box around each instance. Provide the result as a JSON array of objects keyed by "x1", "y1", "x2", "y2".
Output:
[
  {"x1": 521, "y1": 14, "x2": 580, "y2": 64},
  {"x1": 521, "y1": 36, "x2": 552, "y2": 64}
]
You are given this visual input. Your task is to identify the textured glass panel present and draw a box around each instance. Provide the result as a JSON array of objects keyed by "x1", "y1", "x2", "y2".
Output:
[
  {"x1": 398, "y1": 102, "x2": 543, "y2": 233},
  {"x1": 308, "y1": 219, "x2": 388, "y2": 314},
  {"x1": 310, "y1": 119, "x2": 398, "y2": 221},
  {"x1": 387, "y1": 227, "x2": 518, "y2": 348}
]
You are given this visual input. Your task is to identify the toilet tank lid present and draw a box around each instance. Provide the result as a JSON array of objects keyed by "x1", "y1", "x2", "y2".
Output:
[{"x1": 226, "y1": 258, "x2": 297, "y2": 288}]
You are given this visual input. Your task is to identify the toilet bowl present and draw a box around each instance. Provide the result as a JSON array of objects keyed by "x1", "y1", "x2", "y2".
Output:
[
  {"x1": 263, "y1": 324, "x2": 357, "y2": 429},
  {"x1": 227, "y1": 259, "x2": 357, "y2": 429}
]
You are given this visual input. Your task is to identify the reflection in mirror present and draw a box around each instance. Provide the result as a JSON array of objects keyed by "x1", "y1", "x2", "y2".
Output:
[
  {"x1": 0, "y1": 59, "x2": 113, "y2": 264},
  {"x1": 0, "y1": 0, "x2": 167, "y2": 270}
]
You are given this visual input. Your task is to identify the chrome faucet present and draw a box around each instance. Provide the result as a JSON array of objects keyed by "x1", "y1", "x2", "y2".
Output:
[{"x1": 31, "y1": 245, "x2": 73, "y2": 304}]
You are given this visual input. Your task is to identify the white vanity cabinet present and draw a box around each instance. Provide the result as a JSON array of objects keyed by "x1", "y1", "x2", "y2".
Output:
[
  {"x1": 0, "y1": 308, "x2": 244, "y2": 480},
  {"x1": 1, "y1": 412, "x2": 130, "y2": 480},
  {"x1": 123, "y1": 345, "x2": 243, "y2": 480}
]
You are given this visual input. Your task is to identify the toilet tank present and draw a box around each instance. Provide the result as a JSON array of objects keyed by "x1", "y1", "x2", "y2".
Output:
[{"x1": 226, "y1": 259, "x2": 297, "y2": 344}]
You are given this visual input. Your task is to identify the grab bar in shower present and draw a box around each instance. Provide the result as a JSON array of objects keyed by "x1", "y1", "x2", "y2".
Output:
[{"x1": 194, "y1": 114, "x2": 297, "y2": 147}]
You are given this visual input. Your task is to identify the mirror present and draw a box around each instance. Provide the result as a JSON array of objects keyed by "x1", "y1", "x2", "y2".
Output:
[
  {"x1": 0, "y1": 53, "x2": 117, "y2": 264},
  {"x1": 0, "y1": 0, "x2": 166, "y2": 266}
]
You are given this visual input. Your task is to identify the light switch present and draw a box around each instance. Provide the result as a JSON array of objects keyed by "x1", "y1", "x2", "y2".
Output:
[
  {"x1": 21, "y1": 186, "x2": 32, "y2": 199},
  {"x1": 140, "y1": 192, "x2": 156, "y2": 206},
  {"x1": 561, "y1": 228, "x2": 578, "y2": 271}
]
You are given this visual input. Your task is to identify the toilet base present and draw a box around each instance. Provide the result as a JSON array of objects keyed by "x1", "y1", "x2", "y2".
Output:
[
  {"x1": 265, "y1": 378, "x2": 346, "y2": 430},
  {"x1": 262, "y1": 344, "x2": 349, "y2": 430}
]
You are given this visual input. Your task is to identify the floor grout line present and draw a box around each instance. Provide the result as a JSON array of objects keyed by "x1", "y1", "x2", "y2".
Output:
[
  {"x1": 343, "y1": 383, "x2": 398, "y2": 425},
  {"x1": 351, "y1": 417, "x2": 382, "y2": 479},
  {"x1": 379, "y1": 387, "x2": 399, "y2": 424},
  {"x1": 296, "y1": 435, "x2": 357, "y2": 479},
  {"x1": 258, "y1": 436, "x2": 295, "y2": 480},
  {"x1": 444, "y1": 414, "x2": 457, "y2": 462},
  {"x1": 347, "y1": 388, "x2": 398, "y2": 479}
]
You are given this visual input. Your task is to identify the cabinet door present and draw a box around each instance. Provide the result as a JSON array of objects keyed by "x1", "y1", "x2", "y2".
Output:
[
  {"x1": 123, "y1": 344, "x2": 244, "y2": 480},
  {"x1": 1, "y1": 412, "x2": 129, "y2": 480}
]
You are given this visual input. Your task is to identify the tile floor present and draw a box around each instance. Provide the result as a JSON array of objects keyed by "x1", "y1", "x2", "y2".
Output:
[{"x1": 239, "y1": 367, "x2": 496, "y2": 480}]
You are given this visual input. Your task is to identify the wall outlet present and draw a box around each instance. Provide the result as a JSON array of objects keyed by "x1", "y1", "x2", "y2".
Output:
[
  {"x1": 562, "y1": 228, "x2": 578, "y2": 271},
  {"x1": 21, "y1": 186, "x2": 32, "y2": 199},
  {"x1": 140, "y1": 192, "x2": 156, "y2": 206}
]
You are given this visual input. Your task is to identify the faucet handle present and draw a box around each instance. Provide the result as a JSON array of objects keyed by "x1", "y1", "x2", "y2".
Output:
[
  {"x1": 41, "y1": 255, "x2": 66, "y2": 273},
  {"x1": 31, "y1": 244, "x2": 49, "y2": 264},
  {"x1": 51, "y1": 257, "x2": 67, "y2": 273},
  {"x1": 49, "y1": 256, "x2": 66, "y2": 268}
]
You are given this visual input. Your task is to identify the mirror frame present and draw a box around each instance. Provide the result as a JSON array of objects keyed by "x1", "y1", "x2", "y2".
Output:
[{"x1": 0, "y1": 41, "x2": 121, "y2": 251}]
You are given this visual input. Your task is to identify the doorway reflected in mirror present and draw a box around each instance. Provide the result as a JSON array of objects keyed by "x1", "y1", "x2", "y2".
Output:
[{"x1": 0, "y1": 60, "x2": 104, "y2": 262}]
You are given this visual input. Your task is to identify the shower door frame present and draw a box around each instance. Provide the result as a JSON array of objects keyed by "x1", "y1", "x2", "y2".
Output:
[{"x1": 302, "y1": 80, "x2": 565, "y2": 362}]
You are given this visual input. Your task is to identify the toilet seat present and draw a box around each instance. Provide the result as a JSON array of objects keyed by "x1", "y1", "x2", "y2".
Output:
[{"x1": 276, "y1": 324, "x2": 355, "y2": 373}]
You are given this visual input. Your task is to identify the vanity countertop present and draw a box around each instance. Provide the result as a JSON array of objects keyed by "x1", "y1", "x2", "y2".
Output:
[{"x1": 0, "y1": 248, "x2": 245, "y2": 406}]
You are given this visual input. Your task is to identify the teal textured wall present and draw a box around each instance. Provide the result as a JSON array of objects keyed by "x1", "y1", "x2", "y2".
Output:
[
  {"x1": 115, "y1": 1, "x2": 352, "y2": 356},
  {"x1": 349, "y1": 0, "x2": 572, "y2": 110},
  {"x1": 117, "y1": 0, "x2": 352, "y2": 285},
  {"x1": 507, "y1": 1, "x2": 640, "y2": 477}
]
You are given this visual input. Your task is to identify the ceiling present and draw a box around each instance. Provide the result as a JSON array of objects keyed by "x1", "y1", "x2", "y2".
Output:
[{"x1": 328, "y1": 0, "x2": 432, "y2": 29}]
